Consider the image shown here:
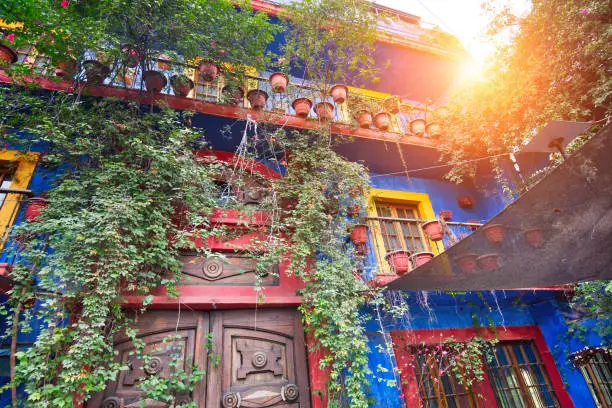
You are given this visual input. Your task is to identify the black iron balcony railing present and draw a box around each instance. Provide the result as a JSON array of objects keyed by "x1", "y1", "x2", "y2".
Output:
[{"x1": 8, "y1": 46, "x2": 441, "y2": 138}]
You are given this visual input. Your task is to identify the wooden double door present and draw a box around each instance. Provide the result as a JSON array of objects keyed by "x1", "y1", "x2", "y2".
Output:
[{"x1": 88, "y1": 309, "x2": 310, "y2": 408}]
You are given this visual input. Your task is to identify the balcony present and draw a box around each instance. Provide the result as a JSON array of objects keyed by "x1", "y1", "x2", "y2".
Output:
[{"x1": 2, "y1": 47, "x2": 445, "y2": 149}]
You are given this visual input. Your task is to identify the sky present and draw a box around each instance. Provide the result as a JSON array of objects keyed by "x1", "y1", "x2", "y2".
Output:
[{"x1": 374, "y1": 0, "x2": 531, "y2": 67}]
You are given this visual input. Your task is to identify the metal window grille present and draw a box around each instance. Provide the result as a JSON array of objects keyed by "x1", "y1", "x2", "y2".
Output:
[{"x1": 577, "y1": 350, "x2": 612, "y2": 408}]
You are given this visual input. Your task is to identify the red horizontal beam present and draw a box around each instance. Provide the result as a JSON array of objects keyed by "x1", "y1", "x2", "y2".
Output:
[{"x1": 0, "y1": 71, "x2": 438, "y2": 149}]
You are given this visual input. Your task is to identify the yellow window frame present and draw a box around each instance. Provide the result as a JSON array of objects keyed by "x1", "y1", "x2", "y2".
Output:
[
  {"x1": 0, "y1": 150, "x2": 39, "y2": 250},
  {"x1": 367, "y1": 188, "x2": 444, "y2": 274}
]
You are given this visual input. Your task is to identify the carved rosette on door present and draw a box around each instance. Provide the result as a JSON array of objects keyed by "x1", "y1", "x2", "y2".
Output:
[{"x1": 180, "y1": 254, "x2": 279, "y2": 286}]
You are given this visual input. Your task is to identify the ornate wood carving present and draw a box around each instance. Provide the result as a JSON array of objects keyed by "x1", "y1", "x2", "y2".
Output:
[
  {"x1": 236, "y1": 340, "x2": 284, "y2": 379},
  {"x1": 180, "y1": 254, "x2": 278, "y2": 286}
]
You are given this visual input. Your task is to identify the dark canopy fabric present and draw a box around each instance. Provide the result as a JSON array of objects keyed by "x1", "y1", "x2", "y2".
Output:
[{"x1": 387, "y1": 123, "x2": 612, "y2": 291}]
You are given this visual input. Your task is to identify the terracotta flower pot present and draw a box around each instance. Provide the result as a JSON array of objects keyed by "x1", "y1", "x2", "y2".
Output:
[
  {"x1": 25, "y1": 198, "x2": 48, "y2": 222},
  {"x1": 198, "y1": 61, "x2": 218, "y2": 82},
  {"x1": 142, "y1": 70, "x2": 167, "y2": 94},
  {"x1": 457, "y1": 195, "x2": 474, "y2": 209},
  {"x1": 55, "y1": 59, "x2": 76, "y2": 78},
  {"x1": 222, "y1": 86, "x2": 245, "y2": 106},
  {"x1": 411, "y1": 252, "x2": 434, "y2": 268},
  {"x1": 330, "y1": 84, "x2": 348, "y2": 104},
  {"x1": 170, "y1": 74, "x2": 194, "y2": 97},
  {"x1": 524, "y1": 228, "x2": 544, "y2": 248},
  {"x1": 421, "y1": 220, "x2": 444, "y2": 241},
  {"x1": 292, "y1": 97, "x2": 312, "y2": 117},
  {"x1": 426, "y1": 122, "x2": 442, "y2": 138},
  {"x1": 349, "y1": 224, "x2": 368, "y2": 246},
  {"x1": 410, "y1": 118, "x2": 426, "y2": 135},
  {"x1": 82, "y1": 60, "x2": 110, "y2": 85},
  {"x1": 354, "y1": 109, "x2": 372, "y2": 128},
  {"x1": 269, "y1": 72, "x2": 289, "y2": 93},
  {"x1": 482, "y1": 224, "x2": 504, "y2": 244},
  {"x1": 477, "y1": 253, "x2": 501, "y2": 272},
  {"x1": 438, "y1": 210, "x2": 452, "y2": 221},
  {"x1": 383, "y1": 96, "x2": 401, "y2": 114},
  {"x1": 0, "y1": 44, "x2": 17, "y2": 65},
  {"x1": 373, "y1": 111, "x2": 392, "y2": 131},
  {"x1": 455, "y1": 253, "x2": 478, "y2": 273},
  {"x1": 122, "y1": 45, "x2": 141, "y2": 68},
  {"x1": 315, "y1": 102, "x2": 334, "y2": 122},
  {"x1": 247, "y1": 89, "x2": 268, "y2": 110},
  {"x1": 385, "y1": 250, "x2": 411, "y2": 276}
]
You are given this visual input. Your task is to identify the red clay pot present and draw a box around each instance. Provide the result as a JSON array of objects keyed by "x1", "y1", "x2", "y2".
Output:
[
  {"x1": 385, "y1": 250, "x2": 411, "y2": 276},
  {"x1": 170, "y1": 74, "x2": 194, "y2": 97},
  {"x1": 426, "y1": 121, "x2": 442, "y2": 138},
  {"x1": 384, "y1": 96, "x2": 401, "y2": 114},
  {"x1": 82, "y1": 60, "x2": 110, "y2": 85},
  {"x1": 25, "y1": 198, "x2": 48, "y2": 222},
  {"x1": 411, "y1": 252, "x2": 434, "y2": 268},
  {"x1": 330, "y1": 84, "x2": 348, "y2": 104},
  {"x1": 410, "y1": 118, "x2": 426, "y2": 135},
  {"x1": 439, "y1": 210, "x2": 452, "y2": 221},
  {"x1": 482, "y1": 224, "x2": 504, "y2": 244},
  {"x1": 421, "y1": 220, "x2": 444, "y2": 241},
  {"x1": 247, "y1": 89, "x2": 268, "y2": 110},
  {"x1": 373, "y1": 112, "x2": 392, "y2": 131},
  {"x1": 524, "y1": 228, "x2": 544, "y2": 248},
  {"x1": 354, "y1": 109, "x2": 373, "y2": 128},
  {"x1": 143, "y1": 70, "x2": 167, "y2": 94},
  {"x1": 315, "y1": 102, "x2": 334, "y2": 121},
  {"x1": 222, "y1": 86, "x2": 245, "y2": 105},
  {"x1": 477, "y1": 253, "x2": 501, "y2": 272},
  {"x1": 0, "y1": 44, "x2": 17, "y2": 65},
  {"x1": 457, "y1": 195, "x2": 474, "y2": 209},
  {"x1": 269, "y1": 72, "x2": 289, "y2": 93},
  {"x1": 198, "y1": 61, "x2": 218, "y2": 82},
  {"x1": 292, "y1": 97, "x2": 312, "y2": 117},
  {"x1": 455, "y1": 253, "x2": 478, "y2": 273},
  {"x1": 349, "y1": 224, "x2": 368, "y2": 246}
]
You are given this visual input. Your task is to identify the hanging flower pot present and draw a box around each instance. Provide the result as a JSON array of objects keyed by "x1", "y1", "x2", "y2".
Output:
[
  {"x1": 25, "y1": 198, "x2": 48, "y2": 222},
  {"x1": 455, "y1": 253, "x2": 478, "y2": 273},
  {"x1": 354, "y1": 109, "x2": 372, "y2": 128},
  {"x1": 122, "y1": 45, "x2": 141, "y2": 68},
  {"x1": 524, "y1": 228, "x2": 544, "y2": 248},
  {"x1": 457, "y1": 195, "x2": 474, "y2": 209},
  {"x1": 482, "y1": 224, "x2": 504, "y2": 244},
  {"x1": 330, "y1": 84, "x2": 348, "y2": 104},
  {"x1": 198, "y1": 61, "x2": 219, "y2": 82},
  {"x1": 54, "y1": 59, "x2": 76, "y2": 78},
  {"x1": 477, "y1": 253, "x2": 502, "y2": 272},
  {"x1": 410, "y1": 118, "x2": 426, "y2": 135},
  {"x1": 383, "y1": 96, "x2": 401, "y2": 114},
  {"x1": 314, "y1": 102, "x2": 334, "y2": 122},
  {"x1": 426, "y1": 122, "x2": 442, "y2": 138},
  {"x1": 411, "y1": 251, "x2": 434, "y2": 268},
  {"x1": 82, "y1": 60, "x2": 110, "y2": 85},
  {"x1": 222, "y1": 86, "x2": 245, "y2": 106},
  {"x1": 142, "y1": 70, "x2": 167, "y2": 94},
  {"x1": 0, "y1": 44, "x2": 17, "y2": 66},
  {"x1": 247, "y1": 89, "x2": 268, "y2": 110},
  {"x1": 385, "y1": 250, "x2": 411, "y2": 276},
  {"x1": 269, "y1": 72, "x2": 289, "y2": 93},
  {"x1": 438, "y1": 210, "x2": 452, "y2": 221},
  {"x1": 292, "y1": 97, "x2": 312, "y2": 117},
  {"x1": 373, "y1": 111, "x2": 392, "y2": 131},
  {"x1": 421, "y1": 220, "x2": 444, "y2": 241},
  {"x1": 349, "y1": 224, "x2": 368, "y2": 246},
  {"x1": 170, "y1": 74, "x2": 194, "y2": 97}
]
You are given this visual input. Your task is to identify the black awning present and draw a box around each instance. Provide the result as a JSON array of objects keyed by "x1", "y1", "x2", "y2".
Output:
[{"x1": 387, "y1": 123, "x2": 612, "y2": 291}]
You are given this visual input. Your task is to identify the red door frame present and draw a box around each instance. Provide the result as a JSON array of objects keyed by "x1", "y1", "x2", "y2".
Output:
[{"x1": 390, "y1": 326, "x2": 574, "y2": 408}]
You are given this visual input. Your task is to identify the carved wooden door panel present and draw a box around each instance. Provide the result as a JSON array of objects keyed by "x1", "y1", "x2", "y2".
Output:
[
  {"x1": 207, "y1": 309, "x2": 310, "y2": 408},
  {"x1": 87, "y1": 310, "x2": 209, "y2": 408}
]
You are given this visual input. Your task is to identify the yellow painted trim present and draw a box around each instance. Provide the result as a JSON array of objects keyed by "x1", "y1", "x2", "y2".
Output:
[
  {"x1": 347, "y1": 86, "x2": 391, "y2": 100},
  {"x1": 367, "y1": 188, "x2": 445, "y2": 274},
  {"x1": 0, "y1": 20, "x2": 23, "y2": 30},
  {"x1": 0, "y1": 150, "x2": 39, "y2": 250}
]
